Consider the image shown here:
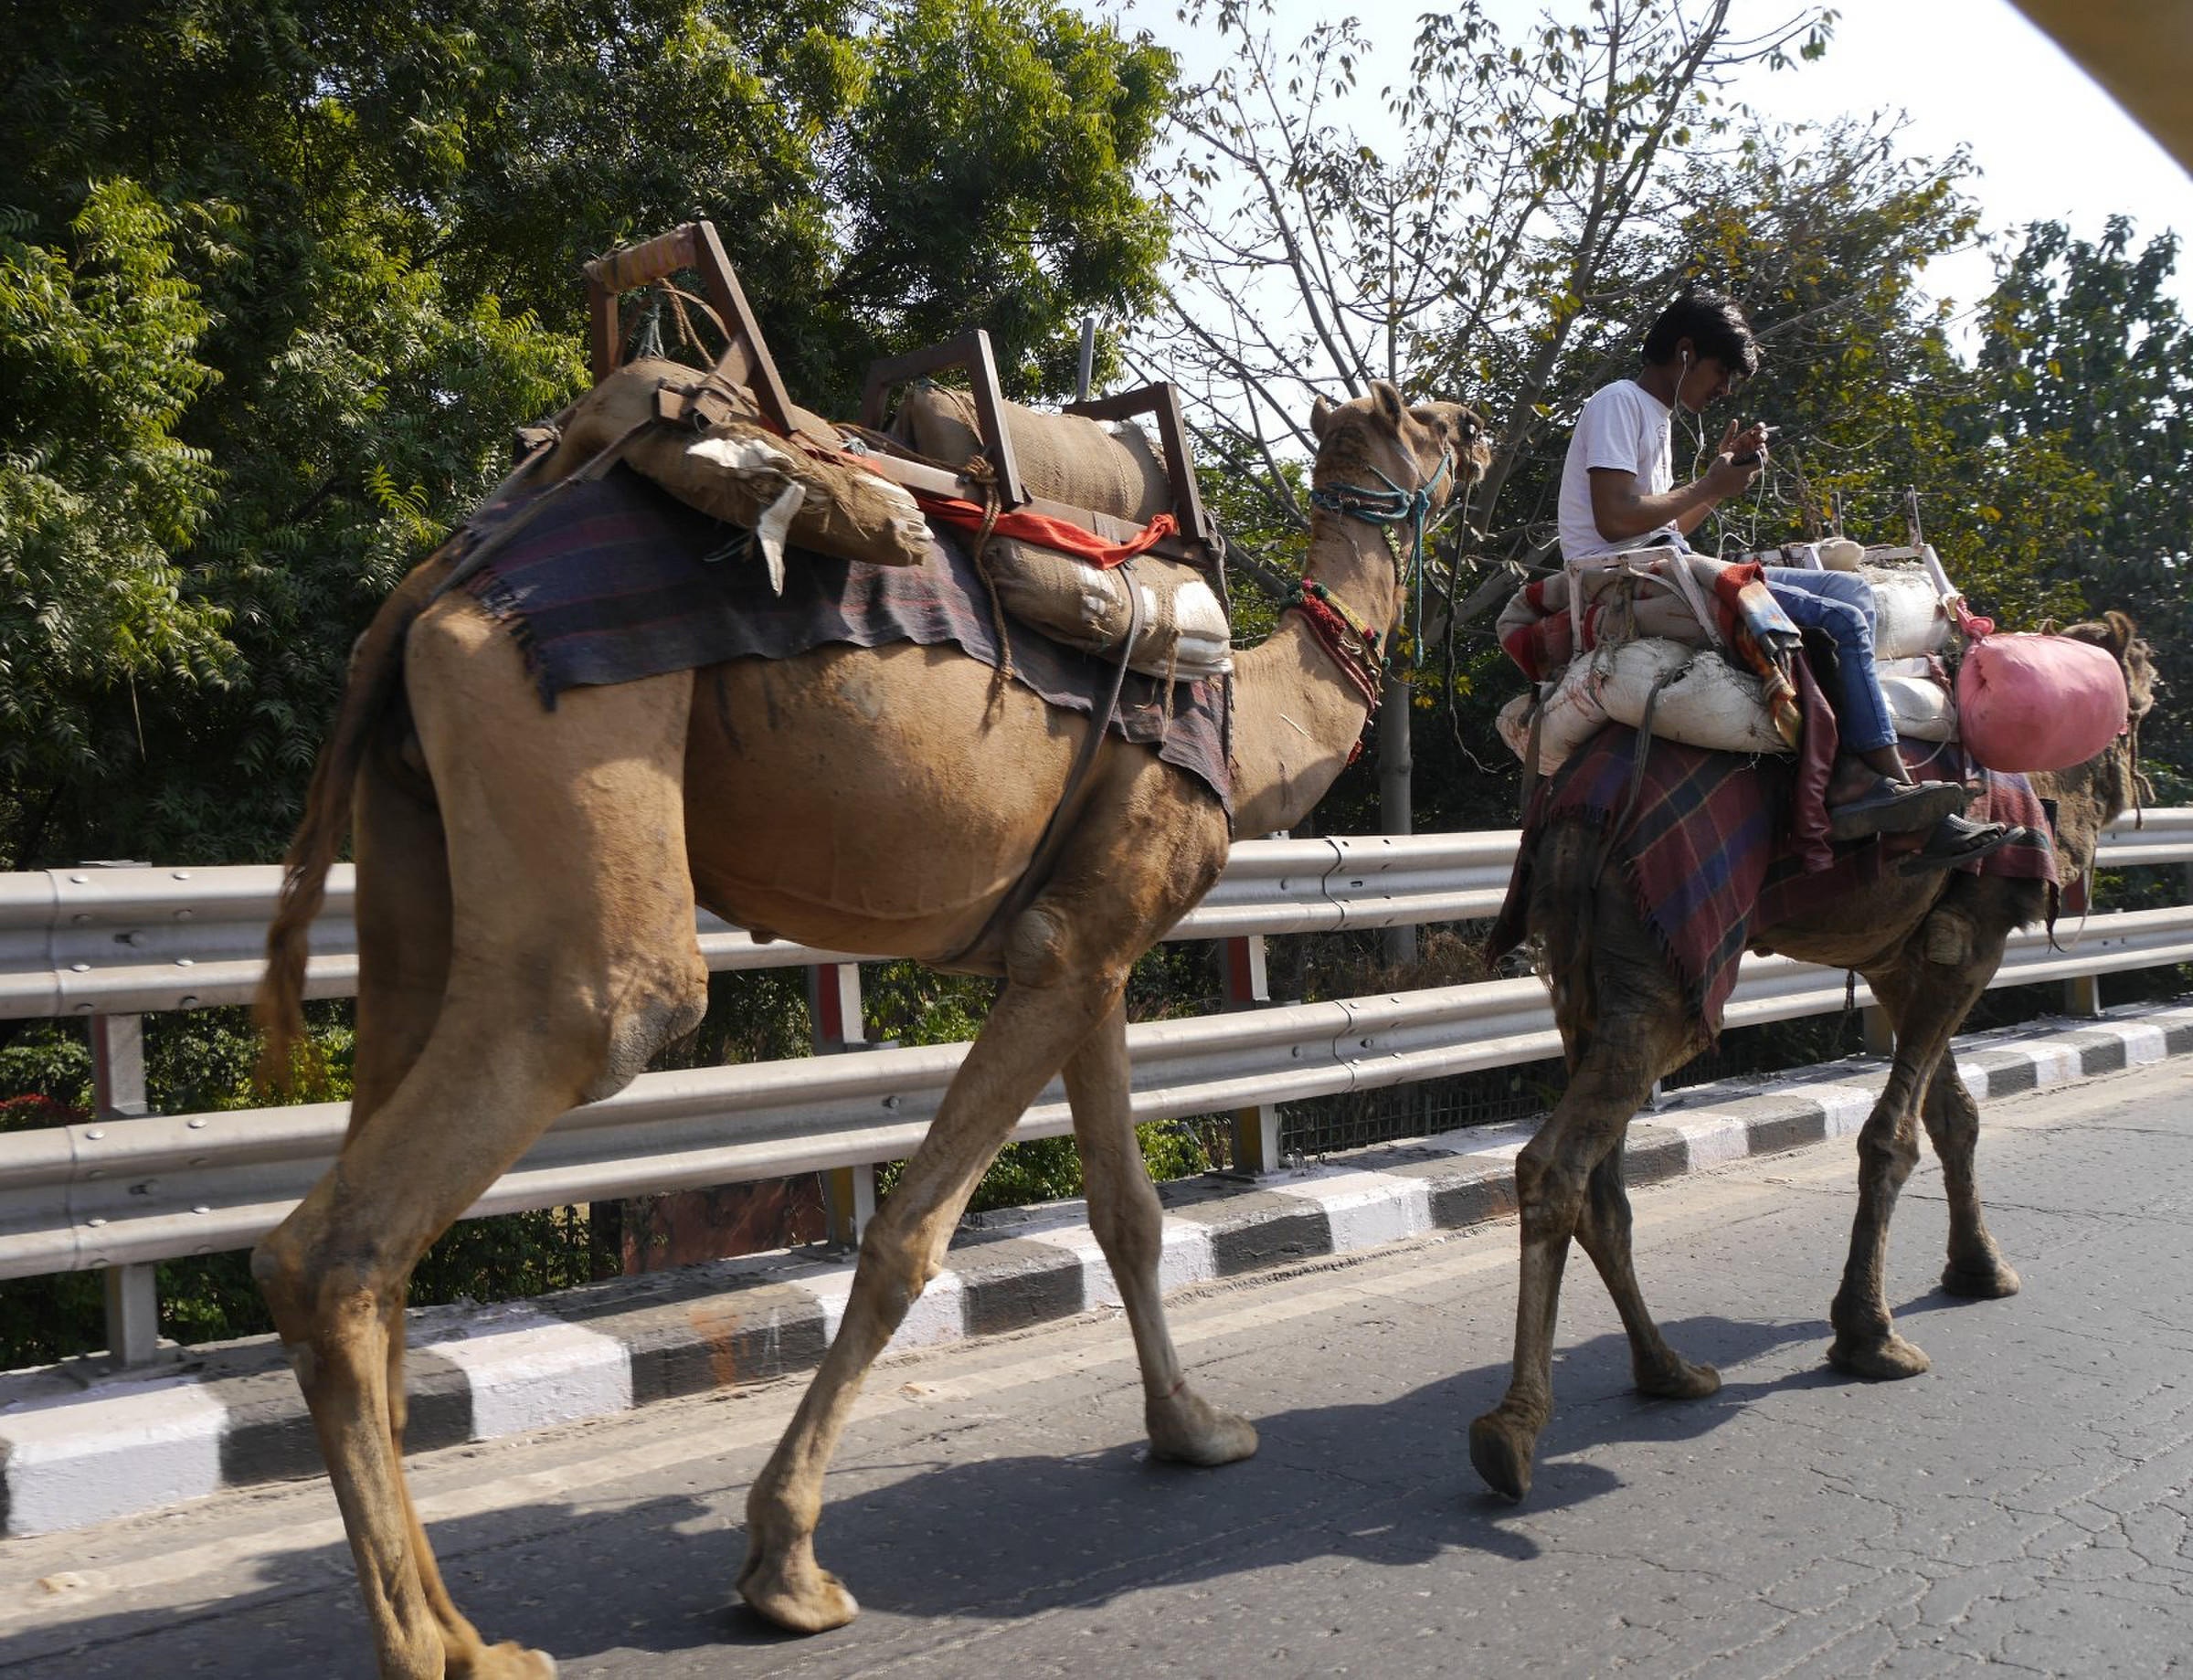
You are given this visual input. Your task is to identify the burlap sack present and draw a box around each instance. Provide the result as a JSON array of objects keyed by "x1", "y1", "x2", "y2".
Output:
[
  {"x1": 888, "y1": 386, "x2": 1175, "y2": 524},
  {"x1": 985, "y1": 541, "x2": 1231, "y2": 680},
  {"x1": 542, "y1": 360, "x2": 929, "y2": 572},
  {"x1": 1857, "y1": 564, "x2": 1952, "y2": 659}
]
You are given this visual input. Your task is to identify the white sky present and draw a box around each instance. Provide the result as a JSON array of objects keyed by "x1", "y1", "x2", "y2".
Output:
[{"x1": 1115, "y1": 0, "x2": 2193, "y2": 328}]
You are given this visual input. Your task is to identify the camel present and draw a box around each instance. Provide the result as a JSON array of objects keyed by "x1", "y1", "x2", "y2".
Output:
[
  {"x1": 1467, "y1": 611, "x2": 2156, "y2": 1503},
  {"x1": 250, "y1": 381, "x2": 1488, "y2": 1678}
]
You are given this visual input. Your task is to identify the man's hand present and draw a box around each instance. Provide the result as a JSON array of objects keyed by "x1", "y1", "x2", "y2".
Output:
[{"x1": 1702, "y1": 418, "x2": 1768, "y2": 496}]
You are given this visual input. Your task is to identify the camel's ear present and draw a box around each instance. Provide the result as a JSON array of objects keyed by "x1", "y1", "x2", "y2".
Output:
[
  {"x1": 1309, "y1": 393, "x2": 1335, "y2": 440},
  {"x1": 1371, "y1": 380, "x2": 1405, "y2": 429},
  {"x1": 2103, "y1": 608, "x2": 2137, "y2": 659}
]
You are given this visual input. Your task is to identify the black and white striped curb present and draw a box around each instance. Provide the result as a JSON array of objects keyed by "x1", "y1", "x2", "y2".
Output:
[{"x1": 5, "y1": 999, "x2": 2188, "y2": 1538}]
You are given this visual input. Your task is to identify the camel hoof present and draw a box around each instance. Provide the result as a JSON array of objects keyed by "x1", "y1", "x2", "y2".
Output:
[
  {"x1": 1941, "y1": 1260, "x2": 2021, "y2": 1299},
  {"x1": 736, "y1": 1545, "x2": 861, "y2": 1635},
  {"x1": 1467, "y1": 1411, "x2": 1536, "y2": 1503},
  {"x1": 453, "y1": 1641, "x2": 557, "y2": 1680},
  {"x1": 1828, "y1": 1332, "x2": 1932, "y2": 1380},
  {"x1": 1148, "y1": 1388, "x2": 1259, "y2": 1466},
  {"x1": 1635, "y1": 1355, "x2": 1722, "y2": 1400}
]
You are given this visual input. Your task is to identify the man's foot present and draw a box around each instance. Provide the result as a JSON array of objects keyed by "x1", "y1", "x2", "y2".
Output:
[
  {"x1": 1898, "y1": 813, "x2": 2015, "y2": 874},
  {"x1": 1828, "y1": 775, "x2": 1965, "y2": 841}
]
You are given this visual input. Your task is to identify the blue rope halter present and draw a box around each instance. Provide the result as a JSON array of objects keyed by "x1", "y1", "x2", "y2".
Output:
[{"x1": 1305, "y1": 446, "x2": 1455, "y2": 660}]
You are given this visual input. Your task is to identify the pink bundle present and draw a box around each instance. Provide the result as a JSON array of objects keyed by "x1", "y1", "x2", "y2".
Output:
[{"x1": 1955, "y1": 605, "x2": 2128, "y2": 773}]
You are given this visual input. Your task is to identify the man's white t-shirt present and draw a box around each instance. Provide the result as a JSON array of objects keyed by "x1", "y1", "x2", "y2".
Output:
[{"x1": 1557, "y1": 380, "x2": 1676, "y2": 561}]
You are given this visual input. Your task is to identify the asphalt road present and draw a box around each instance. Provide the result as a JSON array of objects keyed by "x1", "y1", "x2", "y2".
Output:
[{"x1": 5, "y1": 1056, "x2": 2190, "y2": 1679}]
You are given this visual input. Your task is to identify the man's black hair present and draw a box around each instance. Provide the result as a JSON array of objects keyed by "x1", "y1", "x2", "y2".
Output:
[{"x1": 1641, "y1": 290, "x2": 1759, "y2": 378}]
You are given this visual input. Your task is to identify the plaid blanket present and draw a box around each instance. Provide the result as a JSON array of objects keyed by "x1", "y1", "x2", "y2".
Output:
[
  {"x1": 1488, "y1": 722, "x2": 2058, "y2": 1034},
  {"x1": 453, "y1": 467, "x2": 1232, "y2": 811},
  {"x1": 1753, "y1": 737, "x2": 2057, "y2": 923}
]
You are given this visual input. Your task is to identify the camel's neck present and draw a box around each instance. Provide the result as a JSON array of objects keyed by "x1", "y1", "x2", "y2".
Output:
[
  {"x1": 1228, "y1": 512, "x2": 1405, "y2": 838},
  {"x1": 2033, "y1": 730, "x2": 2145, "y2": 883}
]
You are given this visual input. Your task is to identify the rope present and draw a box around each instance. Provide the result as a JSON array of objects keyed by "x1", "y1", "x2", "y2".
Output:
[
  {"x1": 655, "y1": 281, "x2": 730, "y2": 355},
  {"x1": 959, "y1": 454, "x2": 1014, "y2": 684}
]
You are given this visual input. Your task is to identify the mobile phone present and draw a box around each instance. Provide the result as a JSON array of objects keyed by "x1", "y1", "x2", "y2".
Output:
[{"x1": 1732, "y1": 423, "x2": 1778, "y2": 467}]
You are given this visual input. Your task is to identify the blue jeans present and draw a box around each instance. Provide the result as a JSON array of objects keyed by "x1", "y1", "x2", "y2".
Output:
[{"x1": 1763, "y1": 566, "x2": 1895, "y2": 752}]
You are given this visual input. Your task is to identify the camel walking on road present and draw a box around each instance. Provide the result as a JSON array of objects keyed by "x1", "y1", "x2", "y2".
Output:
[{"x1": 254, "y1": 383, "x2": 1488, "y2": 1677}]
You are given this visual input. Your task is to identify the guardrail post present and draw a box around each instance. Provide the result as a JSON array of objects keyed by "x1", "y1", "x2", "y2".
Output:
[
  {"x1": 1861, "y1": 1004, "x2": 1894, "y2": 1057},
  {"x1": 810, "y1": 962, "x2": 878, "y2": 1245},
  {"x1": 2061, "y1": 974, "x2": 2103, "y2": 1018},
  {"x1": 90, "y1": 1009, "x2": 161, "y2": 1364},
  {"x1": 1223, "y1": 935, "x2": 1283, "y2": 1174},
  {"x1": 2061, "y1": 869, "x2": 2103, "y2": 1017}
]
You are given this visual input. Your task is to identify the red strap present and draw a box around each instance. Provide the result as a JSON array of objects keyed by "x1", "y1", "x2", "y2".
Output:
[{"x1": 913, "y1": 493, "x2": 1178, "y2": 568}]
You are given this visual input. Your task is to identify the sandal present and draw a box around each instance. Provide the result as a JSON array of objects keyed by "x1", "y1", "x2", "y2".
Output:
[
  {"x1": 1898, "y1": 813, "x2": 2016, "y2": 874},
  {"x1": 1828, "y1": 776, "x2": 1966, "y2": 841}
]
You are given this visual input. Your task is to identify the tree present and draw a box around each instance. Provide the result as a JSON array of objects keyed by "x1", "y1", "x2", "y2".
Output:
[
  {"x1": 1967, "y1": 217, "x2": 2193, "y2": 773},
  {"x1": 0, "y1": 0, "x2": 1174, "y2": 870},
  {"x1": 1142, "y1": 0, "x2": 1838, "y2": 885},
  {"x1": 0, "y1": 182, "x2": 234, "y2": 862}
]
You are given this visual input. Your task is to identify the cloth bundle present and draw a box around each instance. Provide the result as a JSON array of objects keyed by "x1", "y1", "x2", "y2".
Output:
[
  {"x1": 541, "y1": 359, "x2": 933, "y2": 585},
  {"x1": 1495, "y1": 544, "x2": 1959, "y2": 775},
  {"x1": 886, "y1": 384, "x2": 1230, "y2": 681},
  {"x1": 888, "y1": 385, "x2": 1177, "y2": 524}
]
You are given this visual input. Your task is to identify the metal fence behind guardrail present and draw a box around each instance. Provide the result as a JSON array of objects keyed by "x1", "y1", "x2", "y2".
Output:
[{"x1": 4, "y1": 813, "x2": 2188, "y2": 1361}]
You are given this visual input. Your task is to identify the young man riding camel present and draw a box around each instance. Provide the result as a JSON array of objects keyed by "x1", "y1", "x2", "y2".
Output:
[{"x1": 1557, "y1": 290, "x2": 2008, "y2": 866}]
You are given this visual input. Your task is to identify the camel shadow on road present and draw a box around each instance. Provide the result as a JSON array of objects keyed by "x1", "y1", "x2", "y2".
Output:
[{"x1": 19, "y1": 1295, "x2": 1996, "y2": 1677}]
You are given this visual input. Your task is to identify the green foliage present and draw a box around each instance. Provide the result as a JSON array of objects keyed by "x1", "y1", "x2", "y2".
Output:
[
  {"x1": 820, "y1": 0, "x2": 1174, "y2": 401},
  {"x1": 0, "y1": 0, "x2": 1173, "y2": 871},
  {"x1": 0, "y1": 181, "x2": 234, "y2": 862},
  {"x1": 1970, "y1": 219, "x2": 2193, "y2": 774}
]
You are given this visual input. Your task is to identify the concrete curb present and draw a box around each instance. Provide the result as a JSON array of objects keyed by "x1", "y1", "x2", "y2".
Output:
[{"x1": 5, "y1": 1000, "x2": 2190, "y2": 1537}]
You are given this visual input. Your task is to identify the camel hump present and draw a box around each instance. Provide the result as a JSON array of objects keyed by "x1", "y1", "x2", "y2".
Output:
[{"x1": 888, "y1": 384, "x2": 1177, "y2": 527}]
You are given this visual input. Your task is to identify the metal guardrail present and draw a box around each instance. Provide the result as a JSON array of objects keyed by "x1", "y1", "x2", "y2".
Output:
[
  {"x1": 3, "y1": 816, "x2": 2188, "y2": 1351},
  {"x1": 0, "y1": 830, "x2": 1531, "y2": 1020}
]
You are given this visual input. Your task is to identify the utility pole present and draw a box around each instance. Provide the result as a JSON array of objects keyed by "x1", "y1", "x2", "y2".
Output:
[{"x1": 1378, "y1": 673, "x2": 1416, "y2": 967}]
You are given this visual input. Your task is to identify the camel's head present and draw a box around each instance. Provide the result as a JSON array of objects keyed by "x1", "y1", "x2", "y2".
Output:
[
  {"x1": 2054, "y1": 608, "x2": 2157, "y2": 816},
  {"x1": 1308, "y1": 381, "x2": 1493, "y2": 513}
]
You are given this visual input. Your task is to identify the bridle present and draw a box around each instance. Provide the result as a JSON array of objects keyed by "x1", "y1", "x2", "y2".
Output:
[{"x1": 1288, "y1": 438, "x2": 1460, "y2": 719}]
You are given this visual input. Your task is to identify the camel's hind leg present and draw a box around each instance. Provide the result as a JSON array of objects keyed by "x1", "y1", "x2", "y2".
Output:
[
  {"x1": 738, "y1": 950, "x2": 1128, "y2": 1633},
  {"x1": 1572, "y1": 1138, "x2": 1723, "y2": 1402},
  {"x1": 254, "y1": 607, "x2": 705, "y2": 1680},
  {"x1": 345, "y1": 730, "x2": 451, "y2": 1132},
  {"x1": 1828, "y1": 894, "x2": 2010, "y2": 1379},
  {"x1": 352, "y1": 739, "x2": 510, "y2": 1671},
  {"x1": 1471, "y1": 831, "x2": 1699, "y2": 1502},
  {"x1": 1065, "y1": 998, "x2": 1256, "y2": 1465},
  {"x1": 1469, "y1": 1029, "x2": 1685, "y2": 1502}
]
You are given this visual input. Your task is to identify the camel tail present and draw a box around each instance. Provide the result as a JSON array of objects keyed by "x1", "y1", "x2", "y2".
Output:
[{"x1": 255, "y1": 566, "x2": 435, "y2": 1090}]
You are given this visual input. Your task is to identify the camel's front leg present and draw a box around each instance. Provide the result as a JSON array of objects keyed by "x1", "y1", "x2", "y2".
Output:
[
  {"x1": 1831, "y1": 902, "x2": 2018, "y2": 1374},
  {"x1": 1826, "y1": 1081, "x2": 1933, "y2": 1379},
  {"x1": 1065, "y1": 998, "x2": 1256, "y2": 1466},
  {"x1": 1922, "y1": 1062, "x2": 2022, "y2": 1298},
  {"x1": 738, "y1": 969, "x2": 1116, "y2": 1633}
]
